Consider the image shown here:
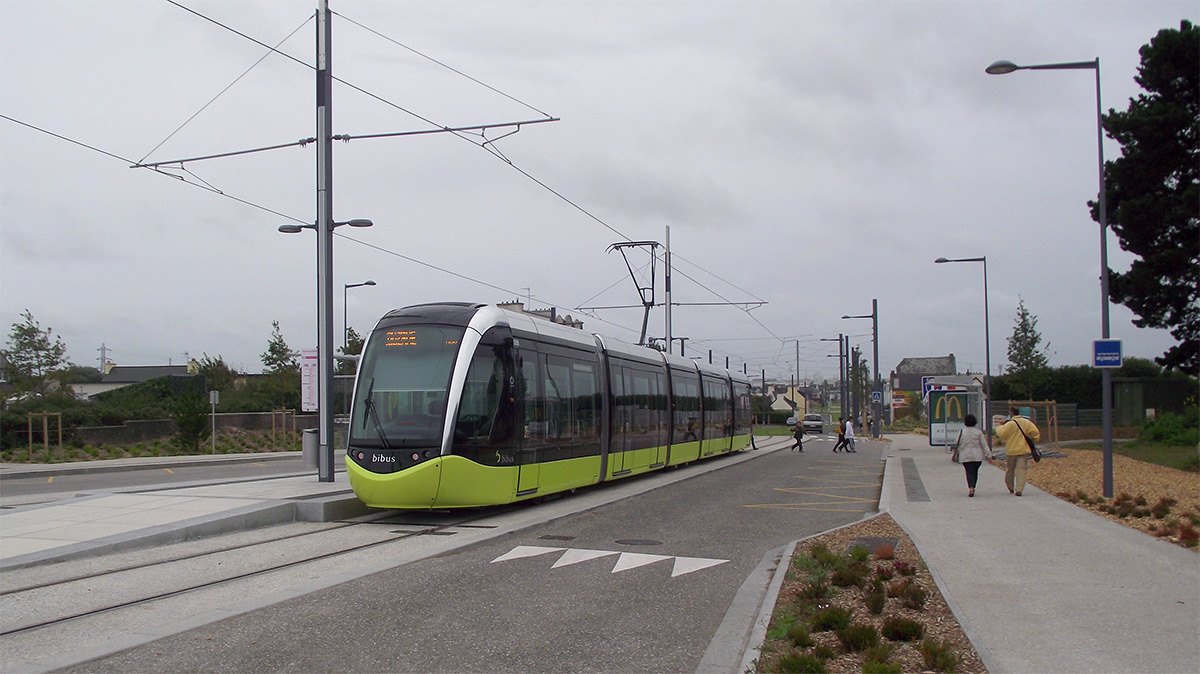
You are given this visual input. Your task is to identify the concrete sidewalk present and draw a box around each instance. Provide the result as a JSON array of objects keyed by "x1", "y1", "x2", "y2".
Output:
[{"x1": 881, "y1": 433, "x2": 1199, "y2": 674}]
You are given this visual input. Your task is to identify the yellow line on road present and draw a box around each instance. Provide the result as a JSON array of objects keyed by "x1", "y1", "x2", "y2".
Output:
[
  {"x1": 163, "y1": 468, "x2": 174, "y2": 474},
  {"x1": 46, "y1": 476, "x2": 53, "y2": 484}
]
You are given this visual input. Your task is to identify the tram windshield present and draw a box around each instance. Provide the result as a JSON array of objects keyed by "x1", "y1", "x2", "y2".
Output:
[{"x1": 349, "y1": 325, "x2": 465, "y2": 448}]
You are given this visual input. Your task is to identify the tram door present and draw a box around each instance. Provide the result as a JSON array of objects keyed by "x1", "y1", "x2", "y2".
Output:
[{"x1": 517, "y1": 352, "x2": 540, "y2": 494}]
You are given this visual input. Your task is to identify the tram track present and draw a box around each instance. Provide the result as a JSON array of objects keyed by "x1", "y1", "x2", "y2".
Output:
[{"x1": 0, "y1": 510, "x2": 502, "y2": 638}]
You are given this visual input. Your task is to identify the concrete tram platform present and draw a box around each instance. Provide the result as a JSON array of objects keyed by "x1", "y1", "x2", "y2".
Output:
[{"x1": 0, "y1": 452, "x2": 366, "y2": 571}]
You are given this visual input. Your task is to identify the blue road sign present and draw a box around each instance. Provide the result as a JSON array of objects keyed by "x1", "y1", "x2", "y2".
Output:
[{"x1": 1093, "y1": 339, "x2": 1123, "y2": 369}]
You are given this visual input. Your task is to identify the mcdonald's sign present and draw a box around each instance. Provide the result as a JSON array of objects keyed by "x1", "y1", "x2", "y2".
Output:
[
  {"x1": 928, "y1": 391, "x2": 969, "y2": 447},
  {"x1": 930, "y1": 391, "x2": 967, "y2": 423}
]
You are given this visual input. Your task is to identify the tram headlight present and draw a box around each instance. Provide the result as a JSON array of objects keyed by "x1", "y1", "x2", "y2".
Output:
[{"x1": 411, "y1": 452, "x2": 420, "y2": 462}]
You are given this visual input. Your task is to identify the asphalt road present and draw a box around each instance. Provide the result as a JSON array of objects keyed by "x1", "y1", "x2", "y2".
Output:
[{"x1": 57, "y1": 436, "x2": 885, "y2": 674}]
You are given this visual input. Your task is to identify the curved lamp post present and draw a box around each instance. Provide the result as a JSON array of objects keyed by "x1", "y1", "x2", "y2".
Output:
[
  {"x1": 986, "y1": 57, "x2": 1114, "y2": 497},
  {"x1": 279, "y1": 218, "x2": 373, "y2": 481},
  {"x1": 935, "y1": 256, "x2": 992, "y2": 448},
  {"x1": 343, "y1": 280, "x2": 376, "y2": 350},
  {"x1": 842, "y1": 299, "x2": 880, "y2": 438}
]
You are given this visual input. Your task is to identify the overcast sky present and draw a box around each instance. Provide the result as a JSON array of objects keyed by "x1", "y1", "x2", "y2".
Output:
[{"x1": 1, "y1": 0, "x2": 1195, "y2": 384}]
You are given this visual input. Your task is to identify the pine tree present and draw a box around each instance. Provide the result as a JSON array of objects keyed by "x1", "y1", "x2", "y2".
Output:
[
  {"x1": 1005, "y1": 299, "x2": 1051, "y2": 400},
  {"x1": 1092, "y1": 20, "x2": 1199, "y2": 373}
]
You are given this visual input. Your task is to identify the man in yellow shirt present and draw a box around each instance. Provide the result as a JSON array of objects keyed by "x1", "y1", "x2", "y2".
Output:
[{"x1": 995, "y1": 405, "x2": 1040, "y2": 496}]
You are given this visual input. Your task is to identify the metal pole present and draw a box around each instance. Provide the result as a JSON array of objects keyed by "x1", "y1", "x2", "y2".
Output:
[
  {"x1": 665, "y1": 225, "x2": 672, "y2": 355},
  {"x1": 871, "y1": 298, "x2": 881, "y2": 438},
  {"x1": 1094, "y1": 60, "x2": 1114, "y2": 498},
  {"x1": 983, "y1": 258, "x2": 993, "y2": 449},
  {"x1": 838, "y1": 334, "x2": 846, "y2": 418},
  {"x1": 315, "y1": 0, "x2": 335, "y2": 482}
]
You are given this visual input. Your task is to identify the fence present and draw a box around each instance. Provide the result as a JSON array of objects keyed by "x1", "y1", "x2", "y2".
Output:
[{"x1": 73, "y1": 411, "x2": 319, "y2": 446}]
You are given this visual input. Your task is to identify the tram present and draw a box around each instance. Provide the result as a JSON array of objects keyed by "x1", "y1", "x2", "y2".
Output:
[{"x1": 345, "y1": 302, "x2": 753, "y2": 509}]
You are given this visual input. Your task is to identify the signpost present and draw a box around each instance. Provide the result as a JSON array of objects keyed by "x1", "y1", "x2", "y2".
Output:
[
  {"x1": 928, "y1": 390, "x2": 968, "y2": 446},
  {"x1": 1093, "y1": 339, "x2": 1123, "y2": 369},
  {"x1": 301, "y1": 349, "x2": 319, "y2": 413}
]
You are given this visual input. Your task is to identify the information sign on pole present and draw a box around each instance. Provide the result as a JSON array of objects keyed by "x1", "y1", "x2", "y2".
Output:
[
  {"x1": 1093, "y1": 339, "x2": 1123, "y2": 369},
  {"x1": 301, "y1": 349, "x2": 319, "y2": 412}
]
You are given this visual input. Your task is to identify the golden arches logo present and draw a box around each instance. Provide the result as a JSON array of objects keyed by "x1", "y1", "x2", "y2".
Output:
[{"x1": 933, "y1": 393, "x2": 965, "y2": 422}]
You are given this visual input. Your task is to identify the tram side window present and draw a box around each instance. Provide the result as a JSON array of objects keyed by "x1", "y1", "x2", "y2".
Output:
[
  {"x1": 671, "y1": 370, "x2": 701, "y2": 444},
  {"x1": 649, "y1": 368, "x2": 668, "y2": 450},
  {"x1": 544, "y1": 356, "x2": 571, "y2": 458},
  {"x1": 520, "y1": 353, "x2": 543, "y2": 464},
  {"x1": 733, "y1": 382, "x2": 753, "y2": 434},
  {"x1": 451, "y1": 337, "x2": 516, "y2": 465},
  {"x1": 610, "y1": 366, "x2": 630, "y2": 454},
  {"x1": 702, "y1": 378, "x2": 728, "y2": 440},
  {"x1": 571, "y1": 360, "x2": 601, "y2": 456}
]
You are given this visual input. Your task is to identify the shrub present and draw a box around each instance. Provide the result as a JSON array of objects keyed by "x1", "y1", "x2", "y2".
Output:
[
  {"x1": 863, "y1": 643, "x2": 895, "y2": 665},
  {"x1": 810, "y1": 645, "x2": 836, "y2": 661},
  {"x1": 862, "y1": 661, "x2": 901, "y2": 674},
  {"x1": 873, "y1": 543, "x2": 895, "y2": 560},
  {"x1": 810, "y1": 606, "x2": 852, "y2": 632},
  {"x1": 892, "y1": 561, "x2": 916, "y2": 577},
  {"x1": 901, "y1": 583, "x2": 928, "y2": 610},
  {"x1": 809, "y1": 543, "x2": 839, "y2": 568},
  {"x1": 1151, "y1": 497, "x2": 1177, "y2": 519},
  {"x1": 1179, "y1": 521, "x2": 1199, "y2": 547},
  {"x1": 836, "y1": 624, "x2": 880, "y2": 652},
  {"x1": 830, "y1": 563, "x2": 868, "y2": 588},
  {"x1": 881, "y1": 616, "x2": 925, "y2": 641},
  {"x1": 767, "y1": 614, "x2": 800, "y2": 640},
  {"x1": 865, "y1": 586, "x2": 887, "y2": 615},
  {"x1": 849, "y1": 545, "x2": 871, "y2": 563},
  {"x1": 798, "y1": 578, "x2": 831, "y2": 600},
  {"x1": 874, "y1": 564, "x2": 895, "y2": 581},
  {"x1": 920, "y1": 639, "x2": 959, "y2": 672},
  {"x1": 785, "y1": 622, "x2": 814, "y2": 649},
  {"x1": 776, "y1": 652, "x2": 827, "y2": 674}
]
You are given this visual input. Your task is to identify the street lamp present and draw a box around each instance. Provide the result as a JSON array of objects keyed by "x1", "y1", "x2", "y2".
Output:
[
  {"x1": 343, "y1": 280, "x2": 376, "y2": 350},
  {"x1": 279, "y1": 217, "x2": 373, "y2": 482},
  {"x1": 935, "y1": 256, "x2": 992, "y2": 448},
  {"x1": 842, "y1": 299, "x2": 881, "y2": 438},
  {"x1": 987, "y1": 57, "x2": 1114, "y2": 497},
  {"x1": 821, "y1": 336, "x2": 846, "y2": 417}
]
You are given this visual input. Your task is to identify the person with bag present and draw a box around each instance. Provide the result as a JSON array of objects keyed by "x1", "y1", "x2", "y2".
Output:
[
  {"x1": 832, "y1": 416, "x2": 847, "y2": 452},
  {"x1": 951, "y1": 414, "x2": 993, "y2": 497},
  {"x1": 995, "y1": 405, "x2": 1040, "y2": 496},
  {"x1": 790, "y1": 421, "x2": 805, "y2": 452}
]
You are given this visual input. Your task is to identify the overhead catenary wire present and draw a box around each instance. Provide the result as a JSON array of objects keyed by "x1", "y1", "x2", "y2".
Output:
[{"x1": 20, "y1": 3, "x2": 795, "y2": 365}]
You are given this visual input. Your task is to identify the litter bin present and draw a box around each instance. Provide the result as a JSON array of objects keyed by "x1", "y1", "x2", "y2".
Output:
[{"x1": 302, "y1": 428, "x2": 318, "y2": 470}]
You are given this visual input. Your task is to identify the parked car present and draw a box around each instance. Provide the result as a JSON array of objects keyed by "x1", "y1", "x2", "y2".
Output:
[
  {"x1": 802, "y1": 413, "x2": 825, "y2": 434},
  {"x1": 785, "y1": 416, "x2": 798, "y2": 426}
]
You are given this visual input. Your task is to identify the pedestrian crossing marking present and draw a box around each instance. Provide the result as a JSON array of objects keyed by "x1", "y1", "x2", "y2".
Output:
[
  {"x1": 552, "y1": 548, "x2": 618, "y2": 568},
  {"x1": 492, "y1": 545, "x2": 728, "y2": 578}
]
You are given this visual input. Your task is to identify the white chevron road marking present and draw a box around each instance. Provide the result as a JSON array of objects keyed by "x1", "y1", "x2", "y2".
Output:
[{"x1": 491, "y1": 545, "x2": 728, "y2": 578}]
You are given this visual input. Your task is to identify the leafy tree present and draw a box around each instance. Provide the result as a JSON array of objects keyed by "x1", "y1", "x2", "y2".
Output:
[
  {"x1": 2, "y1": 310, "x2": 69, "y2": 398},
  {"x1": 1005, "y1": 299, "x2": 1051, "y2": 400},
  {"x1": 259, "y1": 321, "x2": 300, "y2": 409},
  {"x1": 197, "y1": 353, "x2": 238, "y2": 394},
  {"x1": 1091, "y1": 20, "x2": 1199, "y2": 374},
  {"x1": 261, "y1": 320, "x2": 298, "y2": 374},
  {"x1": 170, "y1": 389, "x2": 211, "y2": 452},
  {"x1": 337, "y1": 327, "x2": 365, "y2": 376}
]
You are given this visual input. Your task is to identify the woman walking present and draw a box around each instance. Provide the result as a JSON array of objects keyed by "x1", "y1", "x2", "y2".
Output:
[
  {"x1": 995, "y1": 405, "x2": 1040, "y2": 496},
  {"x1": 832, "y1": 416, "x2": 847, "y2": 452},
  {"x1": 790, "y1": 421, "x2": 804, "y2": 452},
  {"x1": 952, "y1": 414, "x2": 993, "y2": 497}
]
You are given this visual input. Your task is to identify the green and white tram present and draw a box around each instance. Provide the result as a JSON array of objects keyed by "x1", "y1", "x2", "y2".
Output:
[{"x1": 346, "y1": 302, "x2": 753, "y2": 509}]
